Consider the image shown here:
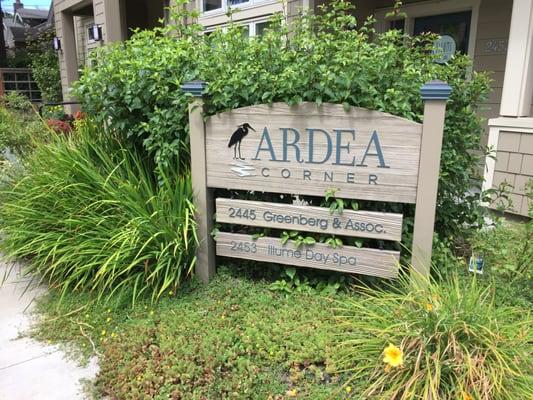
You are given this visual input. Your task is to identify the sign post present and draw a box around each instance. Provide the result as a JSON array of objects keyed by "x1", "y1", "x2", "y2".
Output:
[
  {"x1": 182, "y1": 80, "x2": 215, "y2": 283},
  {"x1": 183, "y1": 80, "x2": 451, "y2": 282},
  {"x1": 411, "y1": 81, "x2": 452, "y2": 277}
]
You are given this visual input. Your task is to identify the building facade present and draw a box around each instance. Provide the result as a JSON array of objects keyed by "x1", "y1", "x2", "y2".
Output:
[
  {"x1": 53, "y1": 0, "x2": 167, "y2": 103},
  {"x1": 53, "y1": 0, "x2": 532, "y2": 216}
]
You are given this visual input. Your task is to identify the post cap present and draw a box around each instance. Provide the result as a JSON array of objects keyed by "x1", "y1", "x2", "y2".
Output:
[
  {"x1": 420, "y1": 80, "x2": 452, "y2": 100},
  {"x1": 181, "y1": 80, "x2": 207, "y2": 97}
]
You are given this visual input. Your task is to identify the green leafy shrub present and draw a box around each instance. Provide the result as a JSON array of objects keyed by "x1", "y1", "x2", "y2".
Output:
[
  {"x1": 26, "y1": 28, "x2": 63, "y2": 102},
  {"x1": 0, "y1": 93, "x2": 47, "y2": 160},
  {"x1": 73, "y1": 27, "x2": 200, "y2": 172},
  {"x1": 0, "y1": 121, "x2": 197, "y2": 302},
  {"x1": 332, "y1": 274, "x2": 532, "y2": 399},
  {"x1": 2, "y1": 48, "x2": 31, "y2": 68},
  {"x1": 75, "y1": 0, "x2": 490, "y2": 243},
  {"x1": 469, "y1": 181, "x2": 533, "y2": 306}
]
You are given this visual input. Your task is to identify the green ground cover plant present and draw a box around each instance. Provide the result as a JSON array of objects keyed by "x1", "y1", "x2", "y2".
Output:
[
  {"x1": 0, "y1": 120, "x2": 197, "y2": 302},
  {"x1": 30, "y1": 228, "x2": 532, "y2": 400},
  {"x1": 31, "y1": 266, "x2": 349, "y2": 400}
]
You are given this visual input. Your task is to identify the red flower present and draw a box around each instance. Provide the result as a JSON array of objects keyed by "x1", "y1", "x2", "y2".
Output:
[
  {"x1": 74, "y1": 111, "x2": 86, "y2": 120},
  {"x1": 46, "y1": 119, "x2": 72, "y2": 134}
]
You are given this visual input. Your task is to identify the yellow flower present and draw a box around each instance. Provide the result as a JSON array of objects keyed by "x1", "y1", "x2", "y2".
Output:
[
  {"x1": 286, "y1": 389, "x2": 297, "y2": 397},
  {"x1": 425, "y1": 303, "x2": 433, "y2": 312},
  {"x1": 106, "y1": 317, "x2": 112, "y2": 322},
  {"x1": 383, "y1": 343, "x2": 403, "y2": 367},
  {"x1": 462, "y1": 393, "x2": 473, "y2": 400},
  {"x1": 101, "y1": 330, "x2": 106, "y2": 336},
  {"x1": 149, "y1": 310, "x2": 154, "y2": 316},
  {"x1": 345, "y1": 386, "x2": 352, "y2": 393}
]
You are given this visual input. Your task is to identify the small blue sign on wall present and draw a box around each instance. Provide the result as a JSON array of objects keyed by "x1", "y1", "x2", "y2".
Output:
[{"x1": 468, "y1": 254, "x2": 484, "y2": 274}]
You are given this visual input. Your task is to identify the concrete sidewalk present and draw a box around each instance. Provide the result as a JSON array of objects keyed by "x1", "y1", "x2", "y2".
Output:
[{"x1": 0, "y1": 260, "x2": 98, "y2": 400}]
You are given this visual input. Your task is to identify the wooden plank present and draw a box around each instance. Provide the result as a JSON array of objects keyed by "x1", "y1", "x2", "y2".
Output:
[
  {"x1": 205, "y1": 102, "x2": 422, "y2": 204},
  {"x1": 215, "y1": 232, "x2": 400, "y2": 278},
  {"x1": 216, "y1": 198, "x2": 403, "y2": 241}
]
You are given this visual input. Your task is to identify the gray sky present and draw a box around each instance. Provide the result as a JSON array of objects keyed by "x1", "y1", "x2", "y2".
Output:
[{"x1": 1, "y1": 0, "x2": 51, "y2": 12}]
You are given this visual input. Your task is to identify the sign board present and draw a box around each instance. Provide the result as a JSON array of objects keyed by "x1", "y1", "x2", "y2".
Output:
[
  {"x1": 183, "y1": 80, "x2": 451, "y2": 283},
  {"x1": 216, "y1": 198, "x2": 403, "y2": 241},
  {"x1": 205, "y1": 103, "x2": 422, "y2": 204},
  {"x1": 216, "y1": 232, "x2": 399, "y2": 278}
]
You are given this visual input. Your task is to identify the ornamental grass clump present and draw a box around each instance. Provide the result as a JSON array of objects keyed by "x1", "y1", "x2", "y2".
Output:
[
  {"x1": 332, "y1": 274, "x2": 532, "y2": 399},
  {"x1": 0, "y1": 121, "x2": 197, "y2": 302}
]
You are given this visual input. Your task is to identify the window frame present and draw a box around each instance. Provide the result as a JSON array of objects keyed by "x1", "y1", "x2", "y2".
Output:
[
  {"x1": 202, "y1": 16, "x2": 274, "y2": 38},
  {"x1": 199, "y1": 0, "x2": 276, "y2": 17},
  {"x1": 374, "y1": 0, "x2": 480, "y2": 58}
]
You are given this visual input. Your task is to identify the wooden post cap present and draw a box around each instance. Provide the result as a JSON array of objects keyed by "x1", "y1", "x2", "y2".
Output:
[
  {"x1": 420, "y1": 80, "x2": 452, "y2": 100},
  {"x1": 181, "y1": 80, "x2": 207, "y2": 97}
]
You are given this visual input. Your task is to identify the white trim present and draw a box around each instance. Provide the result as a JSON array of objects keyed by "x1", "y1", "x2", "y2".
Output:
[
  {"x1": 199, "y1": 0, "x2": 277, "y2": 18},
  {"x1": 374, "y1": 0, "x2": 480, "y2": 59},
  {"x1": 488, "y1": 117, "x2": 533, "y2": 131},
  {"x1": 500, "y1": 0, "x2": 533, "y2": 117},
  {"x1": 202, "y1": 16, "x2": 272, "y2": 37},
  {"x1": 482, "y1": 125, "x2": 501, "y2": 198},
  {"x1": 199, "y1": 0, "x2": 282, "y2": 29}
]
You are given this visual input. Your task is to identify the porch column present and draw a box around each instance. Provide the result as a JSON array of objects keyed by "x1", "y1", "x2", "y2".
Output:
[
  {"x1": 104, "y1": 0, "x2": 125, "y2": 42},
  {"x1": 59, "y1": 11, "x2": 79, "y2": 106},
  {"x1": 500, "y1": 0, "x2": 533, "y2": 117}
]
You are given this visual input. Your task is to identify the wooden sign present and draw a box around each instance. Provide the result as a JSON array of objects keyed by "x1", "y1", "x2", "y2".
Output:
[
  {"x1": 216, "y1": 233, "x2": 399, "y2": 278},
  {"x1": 205, "y1": 103, "x2": 422, "y2": 204},
  {"x1": 216, "y1": 198, "x2": 403, "y2": 241},
  {"x1": 182, "y1": 80, "x2": 451, "y2": 282}
]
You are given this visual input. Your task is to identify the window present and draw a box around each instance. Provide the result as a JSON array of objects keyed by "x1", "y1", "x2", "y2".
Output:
[
  {"x1": 204, "y1": 19, "x2": 272, "y2": 38},
  {"x1": 203, "y1": 0, "x2": 223, "y2": 12},
  {"x1": 201, "y1": 0, "x2": 270, "y2": 14},
  {"x1": 413, "y1": 11, "x2": 471, "y2": 63},
  {"x1": 375, "y1": 0, "x2": 479, "y2": 59},
  {"x1": 255, "y1": 21, "x2": 271, "y2": 36},
  {"x1": 389, "y1": 19, "x2": 405, "y2": 33}
]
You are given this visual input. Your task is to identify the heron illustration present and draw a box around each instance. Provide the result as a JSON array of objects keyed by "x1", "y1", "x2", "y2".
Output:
[{"x1": 228, "y1": 123, "x2": 255, "y2": 160}]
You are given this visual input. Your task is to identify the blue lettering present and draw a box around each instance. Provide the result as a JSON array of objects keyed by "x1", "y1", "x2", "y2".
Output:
[
  {"x1": 333, "y1": 129, "x2": 356, "y2": 166},
  {"x1": 253, "y1": 127, "x2": 278, "y2": 161},
  {"x1": 281, "y1": 128, "x2": 303, "y2": 162},
  {"x1": 357, "y1": 130, "x2": 389, "y2": 168},
  {"x1": 306, "y1": 128, "x2": 332, "y2": 164}
]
